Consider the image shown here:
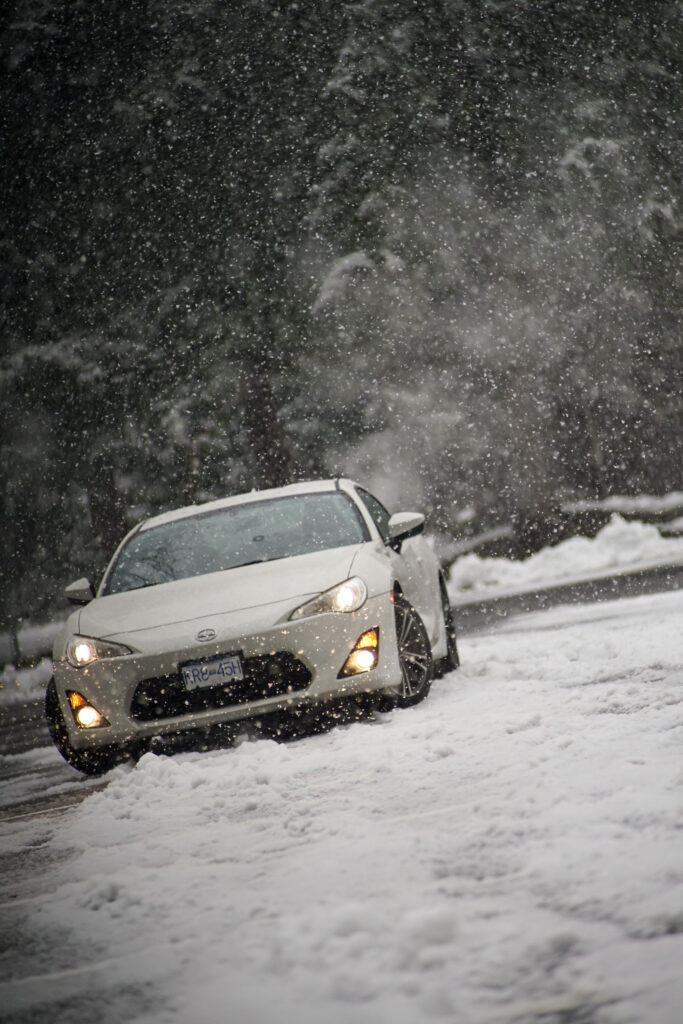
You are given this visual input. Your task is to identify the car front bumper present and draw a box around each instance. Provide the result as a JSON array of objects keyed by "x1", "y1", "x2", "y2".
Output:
[{"x1": 52, "y1": 593, "x2": 400, "y2": 753}]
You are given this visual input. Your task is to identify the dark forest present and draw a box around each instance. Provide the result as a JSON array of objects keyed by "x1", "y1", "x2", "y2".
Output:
[{"x1": 1, "y1": 0, "x2": 681, "y2": 623}]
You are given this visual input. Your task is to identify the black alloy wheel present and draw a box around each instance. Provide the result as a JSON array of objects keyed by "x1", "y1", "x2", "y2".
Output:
[{"x1": 385, "y1": 594, "x2": 433, "y2": 708}]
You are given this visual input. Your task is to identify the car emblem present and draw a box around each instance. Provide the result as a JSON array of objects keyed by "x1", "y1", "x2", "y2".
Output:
[{"x1": 196, "y1": 628, "x2": 217, "y2": 642}]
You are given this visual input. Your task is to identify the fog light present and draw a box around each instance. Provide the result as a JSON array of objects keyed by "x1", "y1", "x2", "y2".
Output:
[
  {"x1": 67, "y1": 691, "x2": 109, "y2": 729},
  {"x1": 339, "y1": 629, "x2": 379, "y2": 677},
  {"x1": 345, "y1": 648, "x2": 376, "y2": 673},
  {"x1": 76, "y1": 706, "x2": 102, "y2": 728}
]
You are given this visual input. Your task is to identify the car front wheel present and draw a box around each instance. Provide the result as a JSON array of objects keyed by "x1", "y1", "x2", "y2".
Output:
[
  {"x1": 380, "y1": 594, "x2": 433, "y2": 709},
  {"x1": 45, "y1": 678, "x2": 121, "y2": 776}
]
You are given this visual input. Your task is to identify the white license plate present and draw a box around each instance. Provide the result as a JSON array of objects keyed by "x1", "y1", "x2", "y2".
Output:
[{"x1": 182, "y1": 654, "x2": 244, "y2": 690}]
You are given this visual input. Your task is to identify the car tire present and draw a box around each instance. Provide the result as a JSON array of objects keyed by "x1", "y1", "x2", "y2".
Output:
[
  {"x1": 434, "y1": 574, "x2": 460, "y2": 678},
  {"x1": 379, "y1": 594, "x2": 433, "y2": 709},
  {"x1": 45, "y1": 678, "x2": 121, "y2": 776}
]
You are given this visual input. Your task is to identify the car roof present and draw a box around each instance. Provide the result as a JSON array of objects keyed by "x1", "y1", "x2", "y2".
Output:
[{"x1": 137, "y1": 479, "x2": 361, "y2": 532}]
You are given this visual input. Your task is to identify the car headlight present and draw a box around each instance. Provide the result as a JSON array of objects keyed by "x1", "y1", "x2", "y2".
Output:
[
  {"x1": 66, "y1": 635, "x2": 133, "y2": 668},
  {"x1": 289, "y1": 577, "x2": 368, "y2": 620}
]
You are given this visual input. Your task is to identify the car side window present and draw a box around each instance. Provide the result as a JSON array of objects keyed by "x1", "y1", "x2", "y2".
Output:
[{"x1": 356, "y1": 488, "x2": 391, "y2": 542}]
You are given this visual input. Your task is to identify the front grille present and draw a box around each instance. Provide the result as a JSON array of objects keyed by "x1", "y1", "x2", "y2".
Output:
[{"x1": 130, "y1": 652, "x2": 312, "y2": 721}]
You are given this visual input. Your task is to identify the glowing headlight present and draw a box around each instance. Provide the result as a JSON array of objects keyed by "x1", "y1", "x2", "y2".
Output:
[
  {"x1": 67, "y1": 691, "x2": 109, "y2": 729},
  {"x1": 339, "y1": 628, "x2": 379, "y2": 677},
  {"x1": 289, "y1": 577, "x2": 368, "y2": 620},
  {"x1": 66, "y1": 635, "x2": 132, "y2": 668}
]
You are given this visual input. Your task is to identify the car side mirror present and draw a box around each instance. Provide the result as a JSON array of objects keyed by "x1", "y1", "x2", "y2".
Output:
[
  {"x1": 387, "y1": 512, "x2": 425, "y2": 551},
  {"x1": 65, "y1": 578, "x2": 95, "y2": 605}
]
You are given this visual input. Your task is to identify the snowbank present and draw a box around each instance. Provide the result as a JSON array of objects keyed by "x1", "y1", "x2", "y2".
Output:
[
  {"x1": 0, "y1": 657, "x2": 52, "y2": 706},
  {"x1": 449, "y1": 514, "x2": 683, "y2": 599}
]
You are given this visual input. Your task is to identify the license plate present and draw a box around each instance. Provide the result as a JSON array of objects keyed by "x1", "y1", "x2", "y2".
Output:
[{"x1": 182, "y1": 653, "x2": 244, "y2": 690}]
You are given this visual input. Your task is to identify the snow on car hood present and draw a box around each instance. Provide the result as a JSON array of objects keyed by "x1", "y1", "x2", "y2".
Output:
[{"x1": 79, "y1": 545, "x2": 361, "y2": 639}]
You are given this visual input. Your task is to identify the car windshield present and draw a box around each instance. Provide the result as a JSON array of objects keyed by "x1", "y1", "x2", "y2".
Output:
[{"x1": 104, "y1": 492, "x2": 368, "y2": 595}]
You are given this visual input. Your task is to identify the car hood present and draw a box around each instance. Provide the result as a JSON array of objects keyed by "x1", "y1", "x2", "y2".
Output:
[{"x1": 78, "y1": 545, "x2": 361, "y2": 640}]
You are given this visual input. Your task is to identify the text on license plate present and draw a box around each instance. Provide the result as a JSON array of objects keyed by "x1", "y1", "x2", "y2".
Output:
[{"x1": 182, "y1": 654, "x2": 244, "y2": 690}]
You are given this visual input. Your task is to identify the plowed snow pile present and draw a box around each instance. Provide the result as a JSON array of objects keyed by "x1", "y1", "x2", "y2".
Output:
[{"x1": 449, "y1": 514, "x2": 683, "y2": 597}]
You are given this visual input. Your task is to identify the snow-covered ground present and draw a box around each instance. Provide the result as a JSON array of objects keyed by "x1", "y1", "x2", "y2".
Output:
[
  {"x1": 448, "y1": 514, "x2": 683, "y2": 601},
  {"x1": 2, "y1": 585, "x2": 682, "y2": 1023}
]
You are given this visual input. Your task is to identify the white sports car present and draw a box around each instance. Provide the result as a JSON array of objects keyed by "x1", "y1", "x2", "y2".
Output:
[{"x1": 47, "y1": 479, "x2": 459, "y2": 774}]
